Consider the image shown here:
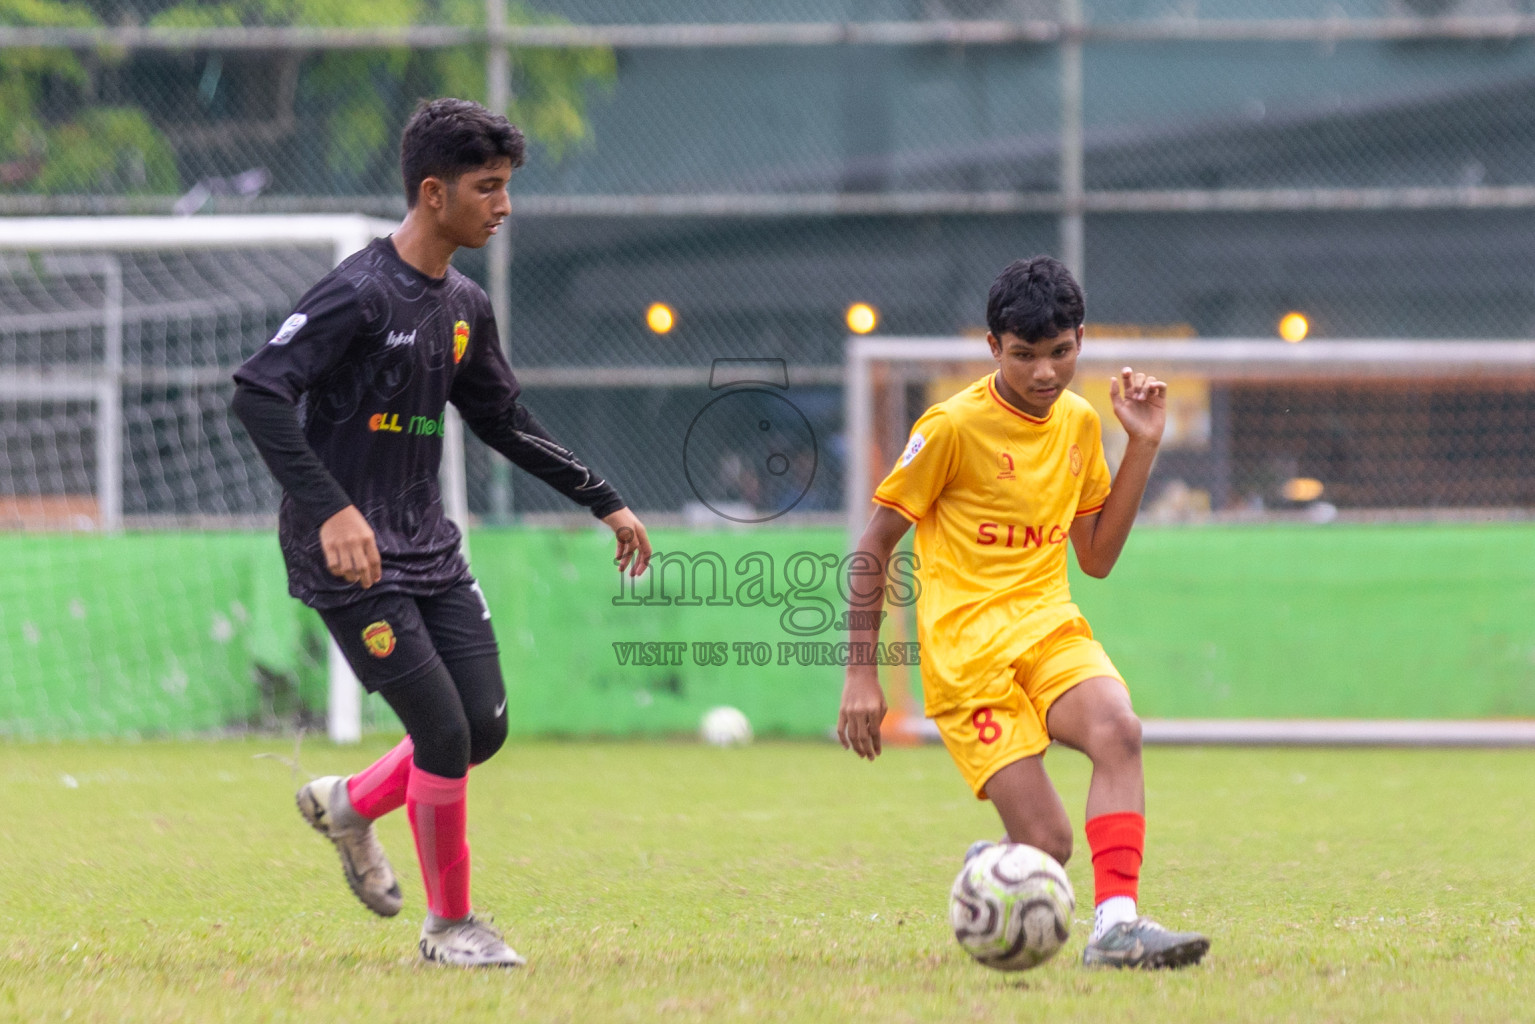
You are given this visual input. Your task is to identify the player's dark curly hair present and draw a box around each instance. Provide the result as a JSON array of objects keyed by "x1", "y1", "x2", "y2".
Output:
[
  {"x1": 400, "y1": 98, "x2": 526, "y2": 207},
  {"x1": 986, "y1": 256, "x2": 1085, "y2": 342}
]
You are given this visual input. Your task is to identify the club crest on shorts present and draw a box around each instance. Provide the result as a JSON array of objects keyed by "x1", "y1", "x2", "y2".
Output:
[
  {"x1": 1069, "y1": 444, "x2": 1083, "y2": 476},
  {"x1": 453, "y1": 320, "x2": 470, "y2": 364},
  {"x1": 362, "y1": 620, "x2": 396, "y2": 658}
]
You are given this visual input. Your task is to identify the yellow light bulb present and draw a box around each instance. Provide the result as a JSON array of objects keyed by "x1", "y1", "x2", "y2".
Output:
[
  {"x1": 1282, "y1": 477, "x2": 1325, "y2": 502},
  {"x1": 846, "y1": 303, "x2": 878, "y2": 335},
  {"x1": 646, "y1": 303, "x2": 675, "y2": 334},
  {"x1": 1279, "y1": 312, "x2": 1309, "y2": 343}
]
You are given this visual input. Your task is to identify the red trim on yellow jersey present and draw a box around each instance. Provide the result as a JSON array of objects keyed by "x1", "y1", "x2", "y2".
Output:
[
  {"x1": 986, "y1": 374, "x2": 1053, "y2": 425},
  {"x1": 873, "y1": 494, "x2": 922, "y2": 523},
  {"x1": 1074, "y1": 500, "x2": 1106, "y2": 518}
]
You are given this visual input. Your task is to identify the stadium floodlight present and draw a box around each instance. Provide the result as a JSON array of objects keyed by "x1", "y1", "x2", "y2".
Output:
[
  {"x1": 0, "y1": 216, "x2": 461, "y2": 744},
  {"x1": 646, "y1": 302, "x2": 675, "y2": 334},
  {"x1": 1278, "y1": 313, "x2": 1309, "y2": 343},
  {"x1": 846, "y1": 303, "x2": 878, "y2": 335}
]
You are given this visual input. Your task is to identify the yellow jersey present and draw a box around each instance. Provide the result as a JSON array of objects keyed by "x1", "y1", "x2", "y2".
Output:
[{"x1": 873, "y1": 373, "x2": 1113, "y2": 715}]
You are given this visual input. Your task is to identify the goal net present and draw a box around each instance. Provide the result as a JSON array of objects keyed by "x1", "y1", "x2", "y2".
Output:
[
  {"x1": 845, "y1": 335, "x2": 1535, "y2": 746},
  {"x1": 0, "y1": 216, "x2": 419, "y2": 742},
  {"x1": 846, "y1": 335, "x2": 1535, "y2": 537}
]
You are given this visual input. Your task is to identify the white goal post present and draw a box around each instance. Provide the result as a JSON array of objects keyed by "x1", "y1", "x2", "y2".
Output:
[{"x1": 0, "y1": 215, "x2": 469, "y2": 744}]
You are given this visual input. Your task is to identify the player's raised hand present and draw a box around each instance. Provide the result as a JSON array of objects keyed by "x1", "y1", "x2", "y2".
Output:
[
  {"x1": 602, "y1": 507, "x2": 652, "y2": 577},
  {"x1": 1109, "y1": 365, "x2": 1167, "y2": 445},
  {"x1": 320, "y1": 505, "x2": 382, "y2": 589},
  {"x1": 838, "y1": 668, "x2": 887, "y2": 761}
]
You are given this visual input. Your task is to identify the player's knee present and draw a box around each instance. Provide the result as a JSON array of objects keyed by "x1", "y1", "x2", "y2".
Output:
[
  {"x1": 415, "y1": 717, "x2": 471, "y2": 778},
  {"x1": 1090, "y1": 708, "x2": 1142, "y2": 765},
  {"x1": 446, "y1": 654, "x2": 508, "y2": 766},
  {"x1": 1008, "y1": 813, "x2": 1074, "y2": 866},
  {"x1": 1038, "y1": 826, "x2": 1073, "y2": 867},
  {"x1": 468, "y1": 711, "x2": 507, "y2": 766}
]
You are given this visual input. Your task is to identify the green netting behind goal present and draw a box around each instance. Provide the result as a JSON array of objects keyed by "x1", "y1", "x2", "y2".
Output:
[{"x1": 3, "y1": 524, "x2": 1534, "y2": 739}]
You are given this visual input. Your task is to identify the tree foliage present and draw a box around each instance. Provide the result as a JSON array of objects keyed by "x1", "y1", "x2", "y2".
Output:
[
  {"x1": 0, "y1": 0, "x2": 614, "y2": 196},
  {"x1": 0, "y1": 0, "x2": 178, "y2": 193}
]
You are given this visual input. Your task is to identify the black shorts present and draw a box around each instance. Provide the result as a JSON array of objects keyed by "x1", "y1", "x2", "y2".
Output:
[{"x1": 317, "y1": 579, "x2": 499, "y2": 692}]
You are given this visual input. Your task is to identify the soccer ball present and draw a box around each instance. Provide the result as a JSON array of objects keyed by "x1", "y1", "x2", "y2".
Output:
[
  {"x1": 699, "y1": 705, "x2": 753, "y2": 747},
  {"x1": 949, "y1": 842, "x2": 1075, "y2": 971}
]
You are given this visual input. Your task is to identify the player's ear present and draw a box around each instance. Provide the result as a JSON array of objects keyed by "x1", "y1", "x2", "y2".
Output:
[
  {"x1": 418, "y1": 175, "x2": 447, "y2": 210},
  {"x1": 1074, "y1": 325, "x2": 1084, "y2": 348},
  {"x1": 986, "y1": 331, "x2": 1002, "y2": 359}
]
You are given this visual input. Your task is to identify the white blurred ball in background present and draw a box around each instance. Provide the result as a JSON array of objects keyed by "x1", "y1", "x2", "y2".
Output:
[{"x1": 699, "y1": 705, "x2": 753, "y2": 747}]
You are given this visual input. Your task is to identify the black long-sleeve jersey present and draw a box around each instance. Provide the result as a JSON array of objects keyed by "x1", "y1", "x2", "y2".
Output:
[{"x1": 233, "y1": 236, "x2": 624, "y2": 609}]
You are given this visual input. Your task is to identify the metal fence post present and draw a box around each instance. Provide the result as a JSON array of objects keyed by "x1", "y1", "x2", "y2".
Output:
[
  {"x1": 487, "y1": 0, "x2": 514, "y2": 523},
  {"x1": 97, "y1": 256, "x2": 123, "y2": 534},
  {"x1": 1059, "y1": 0, "x2": 1085, "y2": 287}
]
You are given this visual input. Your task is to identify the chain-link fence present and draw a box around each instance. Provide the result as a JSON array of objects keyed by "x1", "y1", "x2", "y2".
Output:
[{"x1": 5, "y1": 2, "x2": 1535, "y2": 519}]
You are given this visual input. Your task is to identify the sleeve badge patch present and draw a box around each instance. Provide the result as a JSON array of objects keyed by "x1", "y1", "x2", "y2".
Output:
[
  {"x1": 1069, "y1": 444, "x2": 1083, "y2": 476},
  {"x1": 362, "y1": 620, "x2": 397, "y2": 658},
  {"x1": 899, "y1": 431, "x2": 926, "y2": 467},
  {"x1": 269, "y1": 312, "x2": 308, "y2": 346},
  {"x1": 453, "y1": 320, "x2": 470, "y2": 364}
]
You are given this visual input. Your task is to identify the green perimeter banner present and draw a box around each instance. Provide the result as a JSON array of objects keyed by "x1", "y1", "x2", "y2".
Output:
[{"x1": 1, "y1": 524, "x2": 1533, "y2": 739}]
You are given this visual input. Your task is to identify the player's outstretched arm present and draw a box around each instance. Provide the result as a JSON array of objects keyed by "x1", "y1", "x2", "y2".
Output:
[
  {"x1": 838, "y1": 505, "x2": 912, "y2": 761},
  {"x1": 460, "y1": 401, "x2": 631, "y2": 520},
  {"x1": 602, "y1": 507, "x2": 652, "y2": 578},
  {"x1": 1071, "y1": 366, "x2": 1166, "y2": 578}
]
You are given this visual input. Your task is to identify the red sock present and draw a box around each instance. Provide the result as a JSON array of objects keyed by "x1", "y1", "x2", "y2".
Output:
[
  {"x1": 346, "y1": 736, "x2": 414, "y2": 820},
  {"x1": 406, "y1": 766, "x2": 471, "y2": 919},
  {"x1": 1085, "y1": 811, "x2": 1145, "y2": 905}
]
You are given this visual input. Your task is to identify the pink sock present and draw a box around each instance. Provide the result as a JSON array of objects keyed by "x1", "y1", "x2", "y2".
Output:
[
  {"x1": 346, "y1": 736, "x2": 414, "y2": 820},
  {"x1": 406, "y1": 766, "x2": 471, "y2": 919}
]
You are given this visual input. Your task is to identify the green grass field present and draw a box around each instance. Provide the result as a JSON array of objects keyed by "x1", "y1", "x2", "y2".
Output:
[{"x1": 1, "y1": 738, "x2": 1531, "y2": 1023}]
